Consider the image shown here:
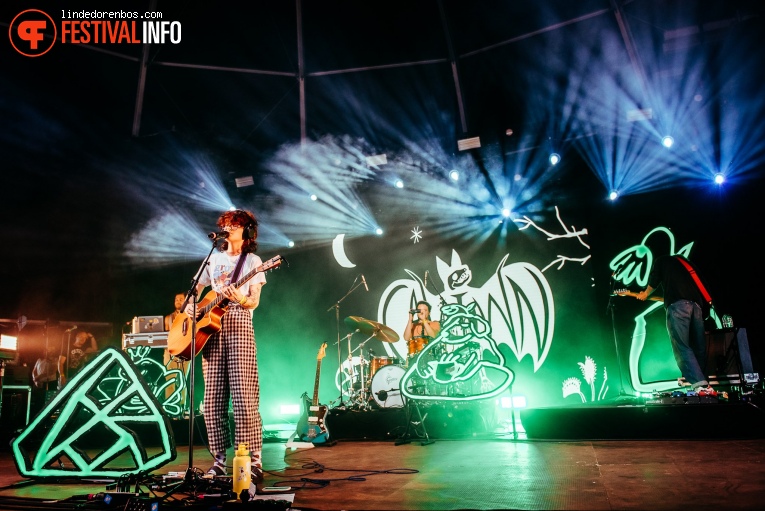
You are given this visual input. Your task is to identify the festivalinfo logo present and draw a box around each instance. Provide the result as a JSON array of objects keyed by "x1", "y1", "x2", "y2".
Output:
[{"x1": 9, "y1": 8, "x2": 181, "y2": 57}]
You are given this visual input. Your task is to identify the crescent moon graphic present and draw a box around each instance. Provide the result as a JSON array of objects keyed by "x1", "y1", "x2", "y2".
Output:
[{"x1": 332, "y1": 234, "x2": 356, "y2": 268}]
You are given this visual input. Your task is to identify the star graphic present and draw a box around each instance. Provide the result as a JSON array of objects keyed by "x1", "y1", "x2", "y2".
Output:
[{"x1": 410, "y1": 226, "x2": 422, "y2": 243}]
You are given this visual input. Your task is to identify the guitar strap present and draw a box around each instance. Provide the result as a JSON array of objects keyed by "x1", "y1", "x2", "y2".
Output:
[
  {"x1": 675, "y1": 256, "x2": 713, "y2": 309},
  {"x1": 229, "y1": 253, "x2": 247, "y2": 288}
]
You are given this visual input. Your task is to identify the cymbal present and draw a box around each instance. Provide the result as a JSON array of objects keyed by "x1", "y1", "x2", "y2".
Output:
[{"x1": 344, "y1": 316, "x2": 400, "y2": 343}]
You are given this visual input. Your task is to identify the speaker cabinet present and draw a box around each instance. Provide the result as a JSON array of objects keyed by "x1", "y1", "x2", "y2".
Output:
[{"x1": 705, "y1": 328, "x2": 756, "y2": 383}]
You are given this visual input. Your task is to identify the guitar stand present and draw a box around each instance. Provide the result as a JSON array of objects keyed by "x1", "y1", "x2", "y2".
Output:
[{"x1": 394, "y1": 398, "x2": 434, "y2": 446}]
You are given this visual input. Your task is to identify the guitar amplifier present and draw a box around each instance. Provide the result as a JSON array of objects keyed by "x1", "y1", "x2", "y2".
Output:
[
  {"x1": 122, "y1": 332, "x2": 168, "y2": 349},
  {"x1": 132, "y1": 316, "x2": 164, "y2": 333}
]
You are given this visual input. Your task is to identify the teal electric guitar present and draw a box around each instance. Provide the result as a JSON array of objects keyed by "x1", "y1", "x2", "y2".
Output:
[{"x1": 296, "y1": 343, "x2": 330, "y2": 444}]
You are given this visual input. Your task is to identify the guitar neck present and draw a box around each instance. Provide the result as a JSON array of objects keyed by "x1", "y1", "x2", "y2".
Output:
[
  {"x1": 615, "y1": 290, "x2": 663, "y2": 302},
  {"x1": 312, "y1": 359, "x2": 322, "y2": 407},
  {"x1": 312, "y1": 343, "x2": 327, "y2": 407}
]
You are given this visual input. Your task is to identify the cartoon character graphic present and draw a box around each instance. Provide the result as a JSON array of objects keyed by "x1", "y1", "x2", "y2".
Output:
[
  {"x1": 378, "y1": 249, "x2": 555, "y2": 373},
  {"x1": 96, "y1": 345, "x2": 186, "y2": 418},
  {"x1": 212, "y1": 265, "x2": 235, "y2": 287},
  {"x1": 400, "y1": 302, "x2": 515, "y2": 401}
]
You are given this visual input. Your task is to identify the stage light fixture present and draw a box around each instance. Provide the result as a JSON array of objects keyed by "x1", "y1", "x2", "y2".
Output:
[
  {"x1": 449, "y1": 170, "x2": 459, "y2": 181},
  {"x1": 394, "y1": 179, "x2": 404, "y2": 189},
  {"x1": 549, "y1": 153, "x2": 561, "y2": 166},
  {"x1": 609, "y1": 190, "x2": 619, "y2": 201},
  {"x1": 662, "y1": 135, "x2": 674, "y2": 148},
  {"x1": 235, "y1": 176, "x2": 254, "y2": 188},
  {"x1": 228, "y1": 205, "x2": 237, "y2": 211},
  {"x1": 365, "y1": 153, "x2": 388, "y2": 166},
  {"x1": 279, "y1": 404, "x2": 300, "y2": 415},
  {"x1": 310, "y1": 194, "x2": 318, "y2": 201},
  {"x1": 457, "y1": 136, "x2": 481, "y2": 151},
  {"x1": 714, "y1": 173, "x2": 725, "y2": 185},
  {"x1": 626, "y1": 107, "x2": 653, "y2": 122},
  {"x1": 0, "y1": 334, "x2": 18, "y2": 360},
  {"x1": 288, "y1": 240, "x2": 295, "y2": 248},
  {"x1": 375, "y1": 228, "x2": 383, "y2": 236},
  {"x1": 501, "y1": 208, "x2": 511, "y2": 218},
  {"x1": 500, "y1": 395, "x2": 527, "y2": 409}
]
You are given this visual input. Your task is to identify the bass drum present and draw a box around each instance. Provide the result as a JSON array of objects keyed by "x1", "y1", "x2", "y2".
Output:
[{"x1": 370, "y1": 365, "x2": 405, "y2": 408}]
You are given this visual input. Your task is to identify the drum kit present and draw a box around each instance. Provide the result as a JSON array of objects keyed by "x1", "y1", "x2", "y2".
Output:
[
  {"x1": 338, "y1": 315, "x2": 430, "y2": 410},
  {"x1": 335, "y1": 314, "x2": 481, "y2": 413}
]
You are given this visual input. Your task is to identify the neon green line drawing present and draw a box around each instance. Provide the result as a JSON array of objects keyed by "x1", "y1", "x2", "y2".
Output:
[
  {"x1": 118, "y1": 346, "x2": 186, "y2": 418},
  {"x1": 401, "y1": 302, "x2": 514, "y2": 402},
  {"x1": 12, "y1": 347, "x2": 176, "y2": 478},
  {"x1": 562, "y1": 356, "x2": 609, "y2": 402}
]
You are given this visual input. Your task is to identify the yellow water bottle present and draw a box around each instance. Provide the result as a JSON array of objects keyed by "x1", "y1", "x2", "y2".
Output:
[{"x1": 233, "y1": 443, "x2": 251, "y2": 495}]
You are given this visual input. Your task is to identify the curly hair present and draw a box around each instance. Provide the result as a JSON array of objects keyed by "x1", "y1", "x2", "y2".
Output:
[{"x1": 217, "y1": 209, "x2": 259, "y2": 253}]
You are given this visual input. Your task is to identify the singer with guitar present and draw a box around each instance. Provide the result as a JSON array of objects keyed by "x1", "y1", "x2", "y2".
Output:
[
  {"x1": 629, "y1": 254, "x2": 715, "y2": 392},
  {"x1": 184, "y1": 209, "x2": 267, "y2": 481}
]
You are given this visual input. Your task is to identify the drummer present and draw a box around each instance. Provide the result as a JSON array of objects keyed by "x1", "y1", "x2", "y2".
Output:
[{"x1": 404, "y1": 301, "x2": 440, "y2": 358}]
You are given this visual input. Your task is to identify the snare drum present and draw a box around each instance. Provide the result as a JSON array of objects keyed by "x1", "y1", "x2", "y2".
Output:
[
  {"x1": 407, "y1": 337, "x2": 428, "y2": 357},
  {"x1": 369, "y1": 356, "x2": 397, "y2": 378}
]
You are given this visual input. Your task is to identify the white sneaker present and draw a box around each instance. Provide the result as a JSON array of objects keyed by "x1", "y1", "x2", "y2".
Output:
[
  {"x1": 677, "y1": 377, "x2": 691, "y2": 387},
  {"x1": 206, "y1": 463, "x2": 226, "y2": 476}
]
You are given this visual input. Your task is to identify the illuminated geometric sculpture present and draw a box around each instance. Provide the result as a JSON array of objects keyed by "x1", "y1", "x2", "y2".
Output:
[{"x1": 12, "y1": 347, "x2": 176, "y2": 478}]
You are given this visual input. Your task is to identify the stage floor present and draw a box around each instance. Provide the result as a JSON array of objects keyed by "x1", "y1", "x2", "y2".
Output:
[{"x1": 1, "y1": 432, "x2": 765, "y2": 510}]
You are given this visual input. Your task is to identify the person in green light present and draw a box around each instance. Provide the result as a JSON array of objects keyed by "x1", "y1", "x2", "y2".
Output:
[
  {"x1": 403, "y1": 300, "x2": 440, "y2": 362},
  {"x1": 635, "y1": 254, "x2": 714, "y2": 392}
]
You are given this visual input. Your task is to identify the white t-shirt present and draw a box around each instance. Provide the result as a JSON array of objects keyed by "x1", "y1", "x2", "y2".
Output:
[{"x1": 199, "y1": 252, "x2": 266, "y2": 315}]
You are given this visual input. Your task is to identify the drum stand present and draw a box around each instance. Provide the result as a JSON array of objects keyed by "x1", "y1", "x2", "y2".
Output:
[
  {"x1": 348, "y1": 335, "x2": 375, "y2": 410},
  {"x1": 394, "y1": 397, "x2": 434, "y2": 446}
]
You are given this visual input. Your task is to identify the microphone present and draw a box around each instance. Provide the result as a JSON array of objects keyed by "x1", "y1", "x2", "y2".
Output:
[
  {"x1": 409, "y1": 309, "x2": 419, "y2": 314},
  {"x1": 65, "y1": 325, "x2": 78, "y2": 332},
  {"x1": 361, "y1": 274, "x2": 369, "y2": 292},
  {"x1": 424, "y1": 270, "x2": 428, "y2": 288},
  {"x1": 208, "y1": 231, "x2": 230, "y2": 240}
]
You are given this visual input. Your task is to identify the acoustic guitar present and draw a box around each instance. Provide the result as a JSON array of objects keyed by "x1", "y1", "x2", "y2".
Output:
[
  {"x1": 296, "y1": 343, "x2": 330, "y2": 444},
  {"x1": 167, "y1": 255, "x2": 283, "y2": 360},
  {"x1": 613, "y1": 289, "x2": 664, "y2": 302}
]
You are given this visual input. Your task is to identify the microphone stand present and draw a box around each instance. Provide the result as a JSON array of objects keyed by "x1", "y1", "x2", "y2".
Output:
[
  {"x1": 64, "y1": 329, "x2": 75, "y2": 382},
  {"x1": 423, "y1": 271, "x2": 447, "y2": 312},
  {"x1": 607, "y1": 269, "x2": 630, "y2": 400},
  {"x1": 178, "y1": 237, "x2": 220, "y2": 484},
  {"x1": 326, "y1": 276, "x2": 366, "y2": 408}
]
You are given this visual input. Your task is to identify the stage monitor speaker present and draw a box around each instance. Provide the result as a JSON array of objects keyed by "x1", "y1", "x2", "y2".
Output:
[
  {"x1": 1, "y1": 385, "x2": 31, "y2": 428},
  {"x1": 705, "y1": 328, "x2": 756, "y2": 384}
]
